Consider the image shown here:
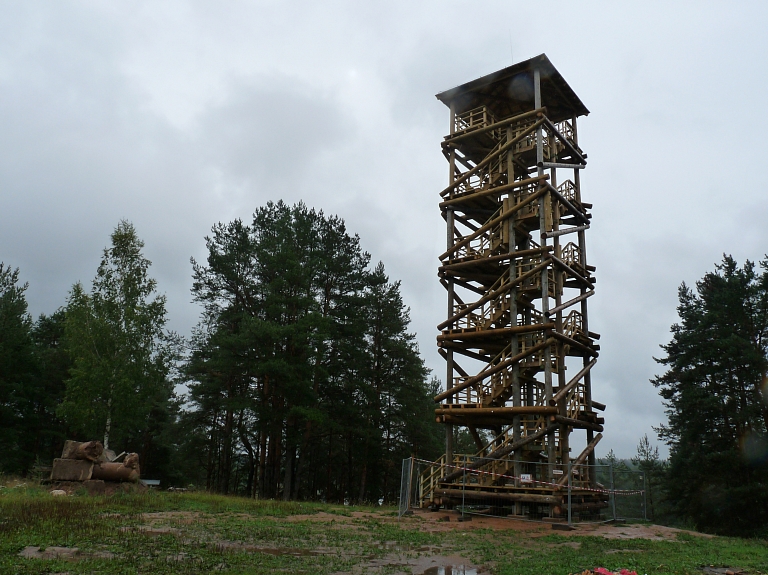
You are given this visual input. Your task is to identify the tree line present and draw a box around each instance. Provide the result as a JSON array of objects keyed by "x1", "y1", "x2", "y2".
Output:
[
  {"x1": 0, "y1": 202, "x2": 442, "y2": 503},
  {"x1": 2, "y1": 204, "x2": 766, "y2": 534}
]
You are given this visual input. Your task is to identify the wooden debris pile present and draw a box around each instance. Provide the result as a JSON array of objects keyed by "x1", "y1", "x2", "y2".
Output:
[{"x1": 50, "y1": 440, "x2": 140, "y2": 485}]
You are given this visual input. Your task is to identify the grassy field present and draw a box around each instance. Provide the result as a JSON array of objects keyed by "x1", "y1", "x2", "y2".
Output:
[{"x1": 0, "y1": 483, "x2": 766, "y2": 575}]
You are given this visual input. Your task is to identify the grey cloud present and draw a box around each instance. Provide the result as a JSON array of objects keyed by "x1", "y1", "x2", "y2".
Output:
[{"x1": 1, "y1": 1, "x2": 767, "y2": 461}]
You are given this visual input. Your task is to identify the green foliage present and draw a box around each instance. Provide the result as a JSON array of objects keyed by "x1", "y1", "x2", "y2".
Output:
[
  {"x1": 0, "y1": 265, "x2": 72, "y2": 474},
  {"x1": 59, "y1": 221, "x2": 178, "y2": 475},
  {"x1": 653, "y1": 255, "x2": 768, "y2": 536},
  {"x1": 184, "y1": 201, "x2": 442, "y2": 501},
  {"x1": 631, "y1": 434, "x2": 667, "y2": 522},
  {"x1": 27, "y1": 311, "x2": 71, "y2": 464},
  {"x1": 0, "y1": 264, "x2": 38, "y2": 473}
]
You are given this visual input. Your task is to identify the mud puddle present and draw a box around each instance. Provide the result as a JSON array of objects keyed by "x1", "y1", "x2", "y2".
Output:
[{"x1": 18, "y1": 546, "x2": 115, "y2": 561}]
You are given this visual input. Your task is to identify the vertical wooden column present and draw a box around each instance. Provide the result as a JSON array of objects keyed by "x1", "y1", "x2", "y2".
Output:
[
  {"x1": 571, "y1": 114, "x2": 596, "y2": 471},
  {"x1": 534, "y1": 67, "x2": 556, "y2": 473},
  {"x1": 445, "y1": 103, "x2": 456, "y2": 468},
  {"x1": 506, "y1": 126, "x2": 521, "y2": 502},
  {"x1": 551, "y1": 165, "x2": 569, "y2": 466}
]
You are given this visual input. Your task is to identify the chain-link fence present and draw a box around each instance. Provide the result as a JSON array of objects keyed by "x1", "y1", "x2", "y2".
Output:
[
  {"x1": 398, "y1": 457, "x2": 415, "y2": 517},
  {"x1": 399, "y1": 457, "x2": 646, "y2": 524}
]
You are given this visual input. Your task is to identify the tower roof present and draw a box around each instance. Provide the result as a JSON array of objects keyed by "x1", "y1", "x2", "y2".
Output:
[{"x1": 435, "y1": 54, "x2": 589, "y2": 123}]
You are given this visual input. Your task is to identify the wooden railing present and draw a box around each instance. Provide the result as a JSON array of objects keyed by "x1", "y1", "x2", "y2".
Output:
[{"x1": 454, "y1": 106, "x2": 497, "y2": 135}]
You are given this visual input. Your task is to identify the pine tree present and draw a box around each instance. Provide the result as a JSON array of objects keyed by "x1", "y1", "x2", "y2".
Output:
[
  {"x1": 185, "y1": 202, "x2": 442, "y2": 501},
  {"x1": 631, "y1": 434, "x2": 664, "y2": 520},
  {"x1": 0, "y1": 264, "x2": 38, "y2": 473},
  {"x1": 653, "y1": 255, "x2": 768, "y2": 535}
]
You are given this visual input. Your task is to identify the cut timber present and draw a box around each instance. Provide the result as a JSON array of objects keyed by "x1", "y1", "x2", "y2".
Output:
[
  {"x1": 61, "y1": 440, "x2": 103, "y2": 462},
  {"x1": 50, "y1": 458, "x2": 94, "y2": 481},
  {"x1": 91, "y1": 452, "x2": 140, "y2": 483},
  {"x1": 92, "y1": 463, "x2": 140, "y2": 483}
]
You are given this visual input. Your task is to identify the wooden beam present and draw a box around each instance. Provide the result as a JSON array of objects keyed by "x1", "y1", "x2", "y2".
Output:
[
  {"x1": 437, "y1": 323, "x2": 555, "y2": 342},
  {"x1": 438, "y1": 342, "x2": 492, "y2": 363},
  {"x1": 439, "y1": 175, "x2": 549, "y2": 208},
  {"x1": 541, "y1": 162, "x2": 586, "y2": 170},
  {"x1": 552, "y1": 415, "x2": 603, "y2": 433},
  {"x1": 541, "y1": 116, "x2": 587, "y2": 164},
  {"x1": 542, "y1": 224, "x2": 589, "y2": 239},
  {"x1": 556, "y1": 433, "x2": 602, "y2": 486},
  {"x1": 436, "y1": 406, "x2": 557, "y2": 416},
  {"x1": 435, "y1": 488, "x2": 559, "y2": 505},
  {"x1": 434, "y1": 337, "x2": 554, "y2": 402},
  {"x1": 544, "y1": 182, "x2": 589, "y2": 225},
  {"x1": 551, "y1": 359, "x2": 597, "y2": 404},
  {"x1": 551, "y1": 331, "x2": 598, "y2": 358},
  {"x1": 545, "y1": 290, "x2": 594, "y2": 317},
  {"x1": 468, "y1": 426, "x2": 485, "y2": 450},
  {"x1": 442, "y1": 107, "x2": 546, "y2": 145},
  {"x1": 549, "y1": 254, "x2": 594, "y2": 288},
  {"x1": 438, "y1": 247, "x2": 551, "y2": 272}
]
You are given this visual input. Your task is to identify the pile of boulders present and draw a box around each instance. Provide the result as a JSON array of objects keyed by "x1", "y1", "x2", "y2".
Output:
[{"x1": 50, "y1": 440, "x2": 141, "y2": 495}]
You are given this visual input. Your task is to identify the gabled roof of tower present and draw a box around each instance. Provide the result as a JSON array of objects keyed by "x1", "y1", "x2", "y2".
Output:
[{"x1": 435, "y1": 54, "x2": 589, "y2": 123}]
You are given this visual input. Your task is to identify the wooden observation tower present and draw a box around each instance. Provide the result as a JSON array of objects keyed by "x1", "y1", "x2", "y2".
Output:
[{"x1": 422, "y1": 54, "x2": 605, "y2": 518}]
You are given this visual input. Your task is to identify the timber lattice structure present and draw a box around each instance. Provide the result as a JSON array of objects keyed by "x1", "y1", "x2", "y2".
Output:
[{"x1": 420, "y1": 54, "x2": 606, "y2": 518}]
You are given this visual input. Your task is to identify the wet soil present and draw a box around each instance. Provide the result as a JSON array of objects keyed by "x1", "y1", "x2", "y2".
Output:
[
  {"x1": 18, "y1": 546, "x2": 115, "y2": 561},
  {"x1": 405, "y1": 509, "x2": 712, "y2": 542}
]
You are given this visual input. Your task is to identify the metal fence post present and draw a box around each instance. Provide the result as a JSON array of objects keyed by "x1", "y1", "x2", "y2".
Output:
[
  {"x1": 461, "y1": 459, "x2": 466, "y2": 520},
  {"x1": 643, "y1": 472, "x2": 648, "y2": 521},
  {"x1": 567, "y1": 460, "x2": 572, "y2": 526},
  {"x1": 609, "y1": 460, "x2": 616, "y2": 521},
  {"x1": 409, "y1": 456, "x2": 415, "y2": 511}
]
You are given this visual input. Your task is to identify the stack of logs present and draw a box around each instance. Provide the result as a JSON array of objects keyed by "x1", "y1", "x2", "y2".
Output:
[{"x1": 50, "y1": 440, "x2": 140, "y2": 484}]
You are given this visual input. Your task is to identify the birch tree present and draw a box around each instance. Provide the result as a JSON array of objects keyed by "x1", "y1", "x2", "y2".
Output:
[{"x1": 60, "y1": 221, "x2": 176, "y2": 454}]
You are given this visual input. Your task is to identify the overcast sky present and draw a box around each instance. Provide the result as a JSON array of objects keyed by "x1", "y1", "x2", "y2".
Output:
[{"x1": 2, "y1": 1, "x2": 767, "y2": 458}]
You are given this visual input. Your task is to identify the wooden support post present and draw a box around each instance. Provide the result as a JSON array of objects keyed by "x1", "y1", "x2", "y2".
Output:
[{"x1": 445, "y1": 103, "x2": 456, "y2": 469}]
